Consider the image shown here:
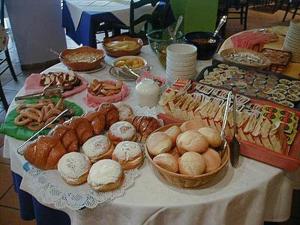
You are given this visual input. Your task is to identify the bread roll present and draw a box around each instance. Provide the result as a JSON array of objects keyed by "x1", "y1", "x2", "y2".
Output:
[
  {"x1": 169, "y1": 147, "x2": 180, "y2": 159},
  {"x1": 164, "y1": 125, "x2": 181, "y2": 145},
  {"x1": 178, "y1": 152, "x2": 206, "y2": 176},
  {"x1": 57, "y1": 152, "x2": 91, "y2": 185},
  {"x1": 108, "y1": 121, "x2": 136, "y2": 144},
  {"x1": 198, "y1": 127, "x2": 222, "y2": 148},
  {"x1": 146, "y1": 132, "x2": 172, "y2": 156},
  {"x1": 153, "y1": 153, "x2": 178, "y2": 173},
  {"x1": 176, "y1": 130, "x2": 209, "y2": 153},
  {"x1": 180, "y1": 119, "x2": 205, "y2": 132},
  {"x1": 82, "y1": 135, "x2": 113, "y2": 162},
  {"x1": 202, "y1": 148, "x2": 221, "y2": 173},
  {"x1": 88, "y1": 159, "x2": 124, "y2": 192},
  {"x1": 112, "y1": 141, "x2": 143, "y2": 170}
]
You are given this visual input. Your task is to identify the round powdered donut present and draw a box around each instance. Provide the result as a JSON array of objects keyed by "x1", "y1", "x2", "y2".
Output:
[
  {"x1": 108, "y1": 121, "x2": 136, "y2": 144},
  {"x1": 57, "y1": 152, "x2": 91, "y2": 185}
]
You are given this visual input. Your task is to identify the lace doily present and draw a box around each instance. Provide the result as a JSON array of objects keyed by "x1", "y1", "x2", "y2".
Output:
[{"x1": 23, "y1": 164, "x2": 140, "y2": 210}]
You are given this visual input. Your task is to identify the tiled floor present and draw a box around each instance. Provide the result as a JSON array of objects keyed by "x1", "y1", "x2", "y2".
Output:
[{"x1": 0, "y1": 7, "x2": 299, "y2": 225}]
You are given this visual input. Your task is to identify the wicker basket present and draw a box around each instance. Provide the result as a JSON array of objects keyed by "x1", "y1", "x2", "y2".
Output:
[{"x1": 145, "y1": 124, "x2": 230, "y2": 188}]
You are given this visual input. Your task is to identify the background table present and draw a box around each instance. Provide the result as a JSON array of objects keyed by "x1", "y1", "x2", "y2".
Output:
[
  {"x1": 62, "y1": 0, "x2": 173, "y2": 47},
  {"x1": 3, "y1": 45, "x2": 298, "y2": 225}
]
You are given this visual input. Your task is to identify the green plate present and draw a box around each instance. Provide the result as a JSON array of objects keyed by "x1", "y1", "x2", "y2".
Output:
[{"x1": 0, "y1": 98, "x2": 84, "y2": 140}]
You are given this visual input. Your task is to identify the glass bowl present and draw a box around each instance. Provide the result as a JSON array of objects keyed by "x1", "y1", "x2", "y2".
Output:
[{"x1": 146, "y1": 29, "x2": 184, "y2": 67}]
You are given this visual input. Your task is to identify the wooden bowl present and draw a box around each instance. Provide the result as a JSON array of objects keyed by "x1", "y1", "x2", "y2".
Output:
[
  {"x1": 145, "y1": 124, "x2": 230, "y2": 188},
  {"x1": 103, "y1": 35, "x2": 143, "y2": 57},
  {"x1": 60, "y1": 46, "x2": 105, "y2": 71},
  {"x1": 220, "y1": 48, "x2": 272, "y2": 69}
]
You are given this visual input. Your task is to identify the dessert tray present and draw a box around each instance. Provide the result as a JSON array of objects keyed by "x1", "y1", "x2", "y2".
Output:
[{"x1": 158, "y1": 78, "x2": 300, "y2": 171}]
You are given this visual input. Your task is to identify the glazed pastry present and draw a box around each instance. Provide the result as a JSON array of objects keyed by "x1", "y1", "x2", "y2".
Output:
[
  {"x1": 146, "y1": 132, "x2": 172, "y2": 156},
  {"x1": 88, "y1": 159, "x2": 124, "y2": 192},
  {"x1": 112, "y1": 141, "x2": 143, "y2": 170},
  {"x1": 57, "y1": 152, "x2": 91, "y2": 185},
  {"x1": 51, "y1": 124, "x2": 79, "y2": 152},
  {"x1": 108, "y1": 121, "x2": 136, "y2": 144},
  {"x1": 66, "y1": 117, "x2": 94, "y2": 145},
  {"x1": 202, "y1": 148, "x2": 221, "y2": 173},
  {"x1": 24, "y1": 136, "x2": 67, "y2": 170},
  {"x1": 130, "y1": 116, "x2": 161, "y2": 142},
  {"x1": 82, "y1": 135, "x2": 114, "y2": 163},
  {"x1": 114, "y1": 102, "x2": 134, "y2": 121},
  {"x1": 85, "y1": 111, "x2": 106, "y2": 135},
  {"x1": 97, "y1": 103, "x2": 119, "y2": 128},
  {"x1": 176, "y1": 130, "x2": 209, "y2": 153},
  {"x1": 153, "y1": 153, "x2": 178, "y2": 173},
  {"x1": 178, "y1": 152, "x2": 206, "y2": 176}
]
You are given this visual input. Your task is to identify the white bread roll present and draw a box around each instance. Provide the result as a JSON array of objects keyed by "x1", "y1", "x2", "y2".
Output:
[
  {"x1": 202, "y1": 148, "x2": 221, "y2": 173},
  {"x1": 153, "y1": 153, "x2": 178, "y2": 173},
  {"x1": 178, "y1": 152, "x2": 206, "y2": 176},
  {"x1": 180, "y1": 119, "x2": 205, "y2": 132},
  {"x1": 164, "y1": 125, "x2": 181, "y2": 145},
  {"x1": 176, "y1": 130, "x2": 209, "y2": 153},
  {"x1": 198, "y1": 127, "x2": 222, "y2": 148},
  {"x1": 146, "y1": 132, "x2": 173, "y2": 156}
]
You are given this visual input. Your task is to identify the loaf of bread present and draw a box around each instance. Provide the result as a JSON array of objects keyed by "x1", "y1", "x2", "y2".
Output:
[{"x1": 130, "y1": 116, "x2": 161, "y2": 142}]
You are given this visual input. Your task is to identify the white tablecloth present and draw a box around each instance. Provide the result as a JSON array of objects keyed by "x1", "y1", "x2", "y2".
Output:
[
  {"x1": 3, "y1": 46, "x2": 298, "y2": 225},
  {"x1": 65, "y1": 0, "x2": 157, "y2": 31}
]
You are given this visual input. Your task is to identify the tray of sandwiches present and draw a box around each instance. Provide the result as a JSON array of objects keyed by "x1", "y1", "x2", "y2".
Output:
[
  {"x1": 158, "y1": 79, "x2": 300, "y2": 171},
  {"x1": 198, "y1": 62, "x2": 300, "y2": 109}
]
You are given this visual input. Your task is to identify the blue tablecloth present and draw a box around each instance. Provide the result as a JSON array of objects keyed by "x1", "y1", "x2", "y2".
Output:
[
  {"x1": 62, "y1": 0, "x2": 174, "y2": 47},
  {"x1": 12, "y1": 172, "x2": 71, "y2": 225}
]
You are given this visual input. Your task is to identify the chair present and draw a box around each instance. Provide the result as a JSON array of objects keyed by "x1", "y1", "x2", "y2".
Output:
[
  {"x1": 0, "y1": 0, "x2": 17, "y2": 110},
  {"x1": 282, "y1": 0, "x2": 300, "y2": 21},
  {"x1": 99, "y1": 0, "x2": 169, "y2": 42},
  {"x1": 170, "y1": 0, "x2": 219, "y2": 33},
  {"x1": 219, "y1": 0, "x2": 249, "y2": 31}
]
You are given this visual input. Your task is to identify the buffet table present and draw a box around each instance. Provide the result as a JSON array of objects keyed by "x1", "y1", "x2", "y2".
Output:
[{"x1": 2, "y1": 44, "x2": 299, "y2": 225}]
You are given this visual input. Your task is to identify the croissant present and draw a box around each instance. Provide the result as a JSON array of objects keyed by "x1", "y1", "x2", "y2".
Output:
[
  {"x1": 67, "y1": 117, "x2": 94, "y2": 145},
  {"x1": 24, "y1": 136, "x2": 67, "y2": 170},
  {"x1": 131, "y1": 116, "x2": 161, "y2": 142},
  {"x1": 85, "y1": 111, "x2": 106, "y2": 135},
  {"x1": 97, "y1": 103, "x2": 119, "y2": 128},
  {"x1": 51, "y1": 124, "x2": 79, "y2": 152}
]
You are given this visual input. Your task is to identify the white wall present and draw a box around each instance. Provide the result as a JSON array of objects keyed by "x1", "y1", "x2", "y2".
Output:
[{"x1": 6, "y1": 0, "x2": 67, "y2": 65}]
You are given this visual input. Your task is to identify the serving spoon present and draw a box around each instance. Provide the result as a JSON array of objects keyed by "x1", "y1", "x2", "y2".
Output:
[
  {"x1": 170, "y1": 15, "x2": 183, "y2": 41},
  {"x1": 208, "y1": 15, "x2": 227, "y2": 44}
]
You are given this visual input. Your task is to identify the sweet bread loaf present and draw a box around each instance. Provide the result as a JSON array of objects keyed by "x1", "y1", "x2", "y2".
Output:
[
  {"x1": 97, "y1": 103, "x2": 119, "y2": 128},
  {"x1": 130, "y1": 116, "x2": 160, "y2": 142},
  {"x1": 51, "y1": 124, "x2": 79, "y2": 152},
  {"x1": 24, "y1": 136, "x2": 67, "y2": 170},
  {"x1": 85, "y1": 111, "x2": 106, "y2": 135}
]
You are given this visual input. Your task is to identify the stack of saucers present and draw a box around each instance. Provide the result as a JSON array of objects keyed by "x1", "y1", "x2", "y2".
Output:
[
  {"x1": 283, "y1": 20, "x2": 300, "y2": 63},
  {"x1": 166, "y1": 44, "x2": 197, "y2": 82}
]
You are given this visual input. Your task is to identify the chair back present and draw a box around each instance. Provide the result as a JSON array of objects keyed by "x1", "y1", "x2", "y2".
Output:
[
  {"x1": 129, "y1": 0, "x2": 160, "y2": 34},
  {"x1": 170, "y1": 0, "x2": 219, "y2": 33}
]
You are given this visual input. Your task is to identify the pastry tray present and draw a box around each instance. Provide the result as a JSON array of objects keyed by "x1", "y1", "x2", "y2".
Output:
[{"x1": 197, "y1": 61, "x2": 300, "y2": 109}]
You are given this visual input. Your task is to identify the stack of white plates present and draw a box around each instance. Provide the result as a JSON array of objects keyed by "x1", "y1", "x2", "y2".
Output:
[
  {"x1": 166, "y1": 44, "x2": 197, "y2": 82},
  {"x1": 283, "y1": 20, "x2": 300, "y2": 63}
]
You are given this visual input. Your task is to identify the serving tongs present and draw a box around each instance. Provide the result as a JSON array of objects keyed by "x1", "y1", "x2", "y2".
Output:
[
  {"x1": 17, "y1": 109, "x2": 69, "y2": 155},
  {"x1": 15, "y1": 86, "x2": 63, "y2": 101},
  {"x1": 217, "y1": 91, "x2": 232, "y2": 156},
  {"x1": 229, "y1": 90, "x2": 240, "y2": 167}
]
